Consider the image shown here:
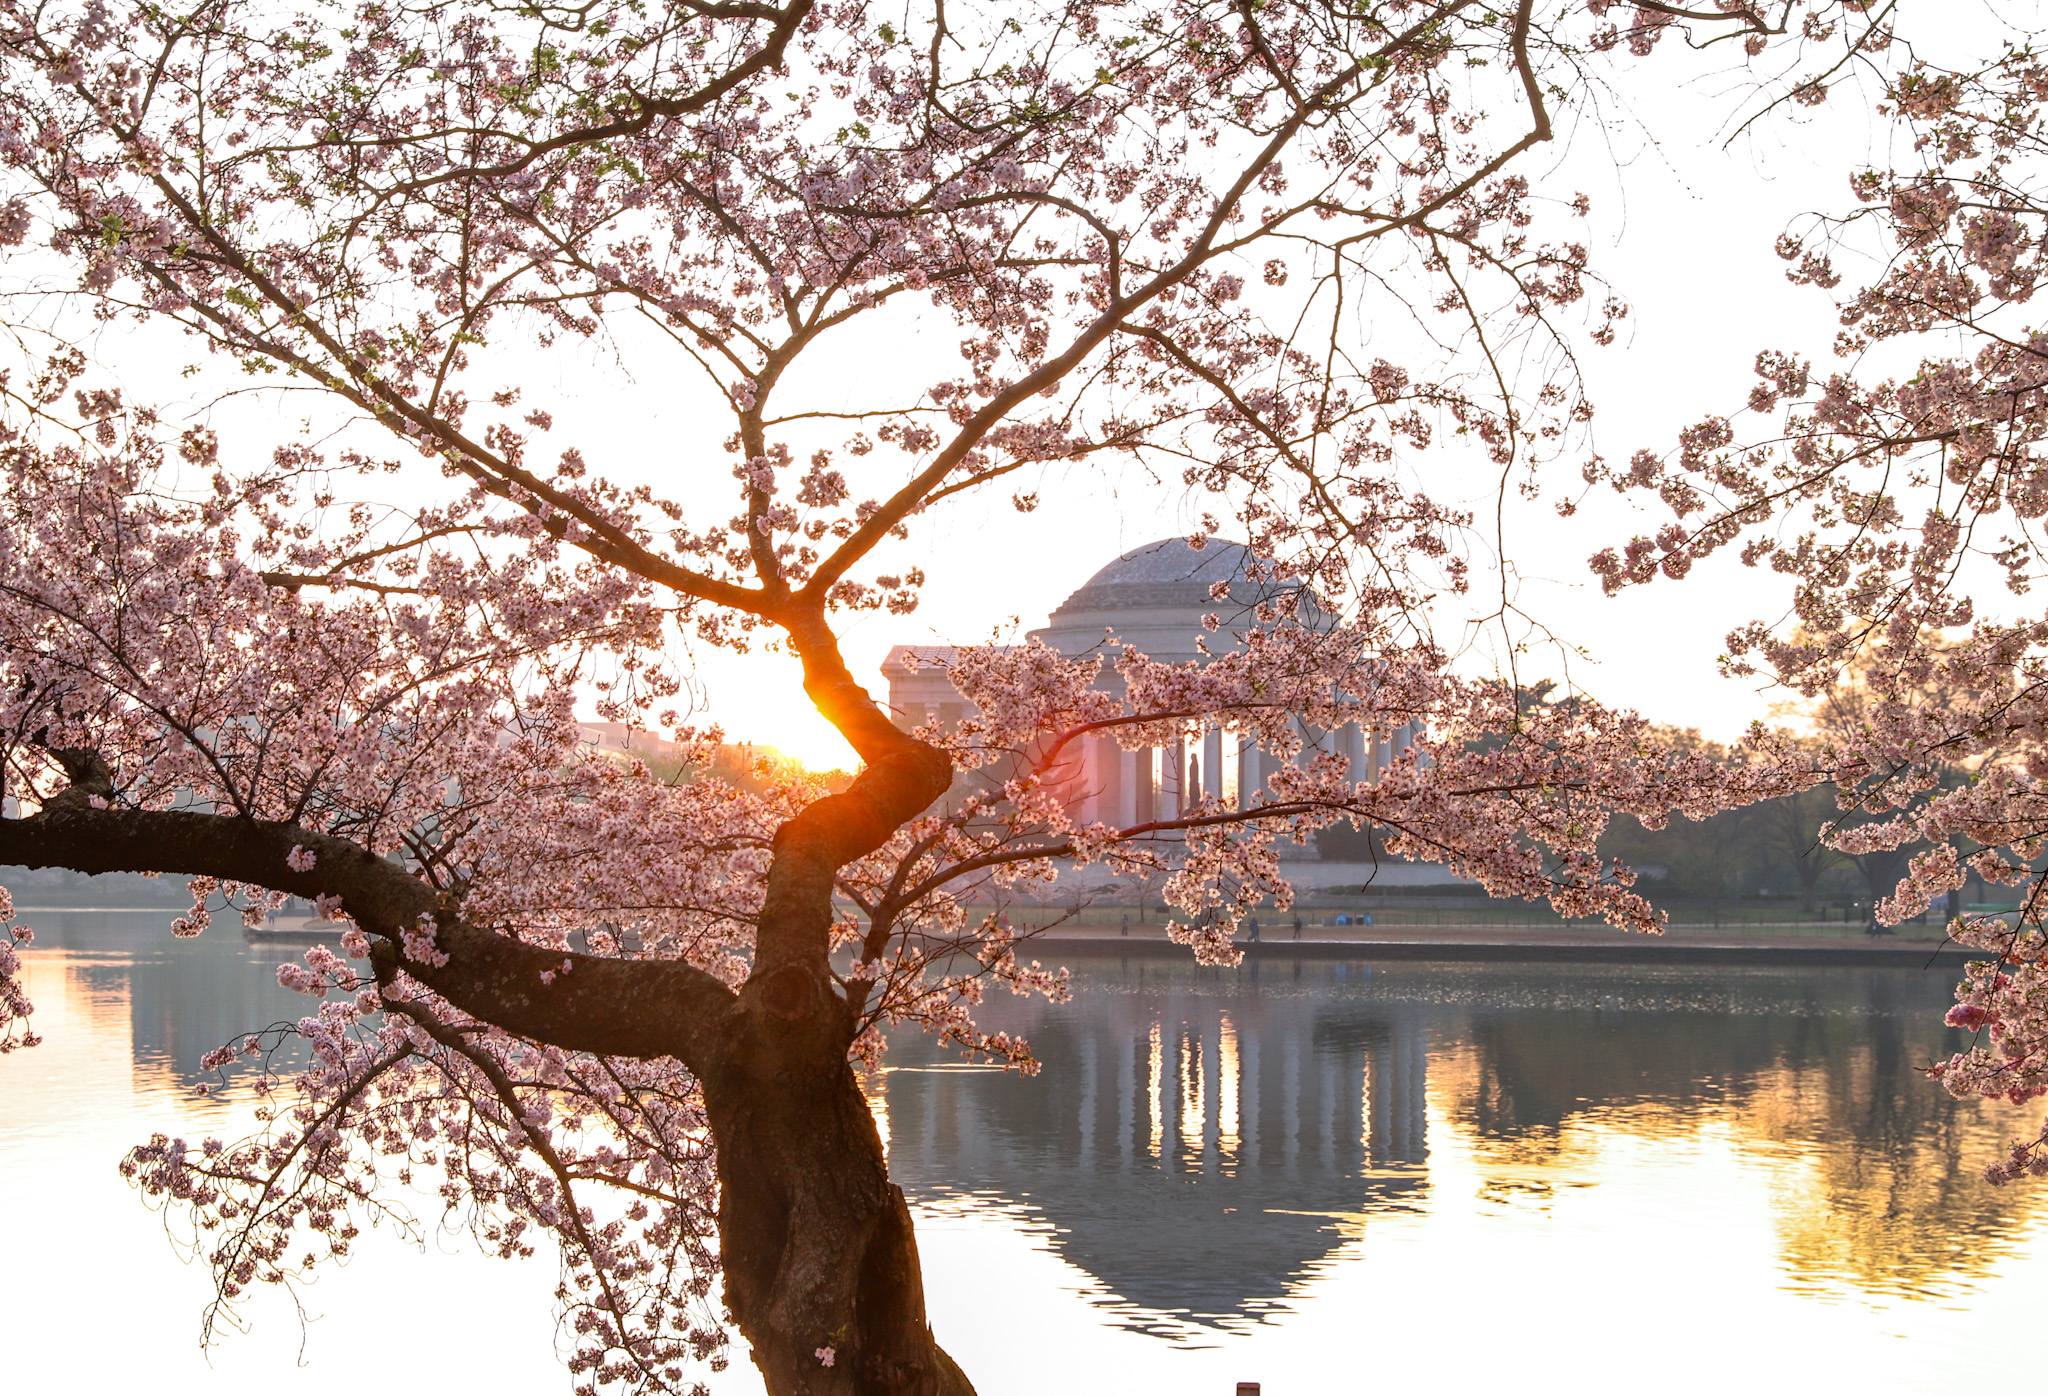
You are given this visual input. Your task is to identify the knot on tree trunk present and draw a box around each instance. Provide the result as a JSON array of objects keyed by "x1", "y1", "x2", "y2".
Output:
[{"x1": 761, "y1": 963, "x2": 819, "y2": 1021}]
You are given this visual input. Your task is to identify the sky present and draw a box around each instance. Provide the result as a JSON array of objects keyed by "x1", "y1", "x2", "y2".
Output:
[
  {"x1": 11, "y1": 5, "x2": 2033, "y2": 772},
  {"x1": 667, "y1": 37, "x2": 1903, "y2": 769}
]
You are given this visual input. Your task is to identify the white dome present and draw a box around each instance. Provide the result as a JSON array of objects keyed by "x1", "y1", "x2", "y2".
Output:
[
  {"x1": 1029, "y1": 537, "x2": 1300, "y2": 664},
  {"x1": 1070, "y1": 536, "x2": 1256, "y2": 596}
]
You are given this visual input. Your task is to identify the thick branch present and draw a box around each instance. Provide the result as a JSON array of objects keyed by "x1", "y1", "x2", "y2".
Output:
[
  {"x1": 750, "y1": 606, "x2": 953, "y2": 977},
  {"x1": 0, "y1": 802, "x2": 735, "y2": 1068}
]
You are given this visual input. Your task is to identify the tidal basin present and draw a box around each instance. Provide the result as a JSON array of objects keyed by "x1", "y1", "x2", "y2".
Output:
[{"x1": 4, "y1": 910, "x2": 2043, "y2": 1394}]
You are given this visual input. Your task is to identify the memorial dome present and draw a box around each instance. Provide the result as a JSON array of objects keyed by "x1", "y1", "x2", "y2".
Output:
[
  {"x1": 1056, "y1": 537, "x2": 1258, "y2": 611},
  {"x1": 1028, "y1": 537, "x2": 1297, "y2": 665}
]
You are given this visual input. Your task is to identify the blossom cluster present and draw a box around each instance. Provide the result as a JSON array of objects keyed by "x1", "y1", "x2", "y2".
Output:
[
  {"x1": 125, "y1": 973, "x2": 727, "y2": 1395},
  {"x1": 829, "y1": 622, "x2": 1799, "y2": 1069},
  {"x1": 0, "y1": 885, "x2": 37, "y2": 1052},
  {"x1": 1578, "y1": 38, "x2": 2048, "y2": 1180}
]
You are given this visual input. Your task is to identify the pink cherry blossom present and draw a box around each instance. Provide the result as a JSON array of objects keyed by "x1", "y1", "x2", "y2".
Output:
[{"x1": 0, "y1": 1, "x2": 1917, "y2": 1391}]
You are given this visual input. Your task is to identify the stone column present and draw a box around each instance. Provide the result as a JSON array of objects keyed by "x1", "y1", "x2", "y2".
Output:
[
  {"x1": 1166, "y1": 738, "x2": 1185, "y2": 818},
  {"x1": 1093, "y1": 736, "x2": 1122, "y2": 826},
  {"x1": 1204, "y1": 726, "x2": 1223, "y2": 802},
  {"x1": 1298, "y1": 714, "x2": 1335, "y2": 766}
]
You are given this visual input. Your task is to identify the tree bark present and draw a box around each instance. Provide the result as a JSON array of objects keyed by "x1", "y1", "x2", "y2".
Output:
[
  {"x1": 701, "y1": 992, "x2": 974, "y2": 1396},
  {"x1": 702, "y1": 607, "x2": 973, "y2": 1394}
]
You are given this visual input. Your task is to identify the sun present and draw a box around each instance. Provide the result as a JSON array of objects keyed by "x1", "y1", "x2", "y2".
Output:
[
  {"x1": 755, "y1": 712, "x2": 861, "y2": 776},
  {"x1": 706, "y1": 683, "x2": 861, "y2": 775}
]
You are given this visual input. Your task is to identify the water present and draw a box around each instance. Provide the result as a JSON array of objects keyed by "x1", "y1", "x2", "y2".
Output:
[{"x1": 2, "y1": 911, "x2": 2040, "y2": 1394}]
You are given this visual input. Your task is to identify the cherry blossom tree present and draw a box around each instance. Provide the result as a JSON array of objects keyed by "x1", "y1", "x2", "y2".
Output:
[
  {"x1": 1587, "y1": 25, "x2": 2048, "y2": 1184},
  {"x1": 0, "y1": 2, "x2": 1893, "y2": 1392}
]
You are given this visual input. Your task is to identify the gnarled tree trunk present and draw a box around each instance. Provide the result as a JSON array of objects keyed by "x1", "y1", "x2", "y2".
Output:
[
  {"x1": 701, "y1": 612, "x2": 973, "y2": 1394},
  {"x1": 703, "y1": 994, "x2": 973, "y2": 1395},
  {"x1": 0, "y1": 613, "x2": 976, "y2": 1396}
]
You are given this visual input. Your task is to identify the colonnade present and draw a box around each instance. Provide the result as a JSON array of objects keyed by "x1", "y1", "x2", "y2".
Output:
[{"x1": 1060, "y1": 717, "x2": 1423, "y2": 827}]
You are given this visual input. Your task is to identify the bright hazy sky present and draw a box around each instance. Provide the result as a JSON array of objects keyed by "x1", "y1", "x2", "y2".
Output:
[
  {"x1": 24, "y1": 8, "x2": 2033, "y2": 772},
  {"x1": 684, "y1": 45, "x2": 1898, "y2": 770}
]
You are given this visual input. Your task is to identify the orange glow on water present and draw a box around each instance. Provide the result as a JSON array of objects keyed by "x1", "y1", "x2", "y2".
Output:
[{"x1": 14, "y1": 919, "x2": 2048, "y2": 1396}]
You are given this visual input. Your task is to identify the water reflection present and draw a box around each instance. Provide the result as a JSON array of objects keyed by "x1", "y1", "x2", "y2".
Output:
[
  {"x1": 13, "y1": 909, "x2": 330, "y2": 1108},
  {"x1": 0, "y1": 910, "x2": 569, "y2": 1396},
  {"x1": 876, "y1": 968, "x2": 1430, "y2": 1336},
  {"x1": 872, "y1": 956, "x2": 2044, "y2": 1334},
  {"x1": 11, "y1": 913, "x2": 2047, "y2": 1391}
]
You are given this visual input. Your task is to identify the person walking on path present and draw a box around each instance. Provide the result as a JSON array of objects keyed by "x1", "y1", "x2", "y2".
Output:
[
  {"x1": 1292, "y1": 914, "x2": 1303, "y2": 940},
  {"x1": 1246, "y1": 916, "x2": 1261, "y2": 943},
  {"x1": 1120, "y1": 913, "x2": 1129, "y2": 937}
]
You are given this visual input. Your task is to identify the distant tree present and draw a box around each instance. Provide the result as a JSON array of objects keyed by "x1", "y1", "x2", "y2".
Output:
[
  {"x1": 1598, "y1": 727, "x2": 1774, "y2": 911},
  {"x1": 1763, "y1": 640, "x2": 1973, "y2": 914},
  {"x1": 1757, "y1": 776, "x2": 1845, "y2": 914}
]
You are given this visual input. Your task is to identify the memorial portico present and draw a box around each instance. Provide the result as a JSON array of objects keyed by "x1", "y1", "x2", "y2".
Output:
[{"x1": 881, "y1": 538, "x2": 1423, "y2": 853}]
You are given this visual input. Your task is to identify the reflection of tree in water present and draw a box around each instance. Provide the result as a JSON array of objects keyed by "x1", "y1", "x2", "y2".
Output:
[
  {"x1": 1437, "y1": 964, "x2": 2046, "y2": 1298},
  {"x1": 1740, "y1": 1016, "x2": 2040, "y2": 1298}
]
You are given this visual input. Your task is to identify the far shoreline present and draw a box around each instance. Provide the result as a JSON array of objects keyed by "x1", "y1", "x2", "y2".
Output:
[
  {"x1": 16, "y1": 904, "x2": 1987, "y2": 970},
  {"x1": 1015, "y1": 927, "x2": 1978, "y2": 968}
]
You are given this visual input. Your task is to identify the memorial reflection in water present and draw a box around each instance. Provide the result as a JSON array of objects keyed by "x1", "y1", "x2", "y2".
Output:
[
  {"x1": 867, "y1": 953, "x2": 2041, "y2": 1338},
  {"x1": 874, "y1": 959, "x2": 1429, "y2": 1333},
  {"x1": 9, "y1": 913, "x2": 2048, "y2": 1393}
]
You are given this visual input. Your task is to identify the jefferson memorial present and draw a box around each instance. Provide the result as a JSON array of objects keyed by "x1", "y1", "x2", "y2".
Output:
[{"x1": 881, "y1": 538, "x2": 1444, "y2": 884}]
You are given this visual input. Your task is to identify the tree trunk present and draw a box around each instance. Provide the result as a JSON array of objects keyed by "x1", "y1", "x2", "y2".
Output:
[
  {"x1": 0, "y1": 613, "x2": 980, "y2": 1396},
  {"x1": 702, "y1": 992, "x2": 974, "y2": 1396},
  {"x1": 1855, "y1": 847, "x2": 1909, "y2": 911},
  {"x1": 1795, "y1": 854, "x2": 1823, "y2": 914},
  {"x1": 691, "y1": 614, "x2": 972, "y2": 1395}
]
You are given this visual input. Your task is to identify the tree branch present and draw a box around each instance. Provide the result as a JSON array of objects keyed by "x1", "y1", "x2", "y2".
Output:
[{"x1": 0, "y1": 801, "x2": 736, "y2": 1069}]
